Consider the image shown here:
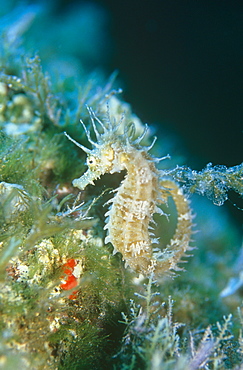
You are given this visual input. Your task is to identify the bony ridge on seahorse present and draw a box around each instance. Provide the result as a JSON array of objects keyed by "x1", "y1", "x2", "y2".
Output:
[{"x1": 65, "y1": 106, "x2": 193, "y2": 276}]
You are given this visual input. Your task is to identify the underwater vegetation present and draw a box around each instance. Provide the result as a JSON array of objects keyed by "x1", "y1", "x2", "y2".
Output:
[{"x1": 0, "y1": 2, "x2": 242, "y2": 370}]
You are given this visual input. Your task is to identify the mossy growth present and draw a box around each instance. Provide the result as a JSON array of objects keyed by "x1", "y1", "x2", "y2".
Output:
[
  {"x1": 171, "y1": 163, "x2": 243, "y2": 207},
  {"x1": 0, "y1": 202, "x2": 133, "y2": 369},
  {"x1": 113, "y1": 277, "x2": 243, "y2": 370},
  {"x1": 0, "y1": 41, "x2": 136, "y2": 370}
]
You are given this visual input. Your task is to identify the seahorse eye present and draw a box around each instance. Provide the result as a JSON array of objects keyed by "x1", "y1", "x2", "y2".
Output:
[{"x1": 87, "y1": 156, "x2": 97, "y2": 167}]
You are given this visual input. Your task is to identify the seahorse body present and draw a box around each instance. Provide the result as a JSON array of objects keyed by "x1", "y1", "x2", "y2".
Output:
[{"x1": 65, "y1": 108, "x2": 193, "y2": 276}]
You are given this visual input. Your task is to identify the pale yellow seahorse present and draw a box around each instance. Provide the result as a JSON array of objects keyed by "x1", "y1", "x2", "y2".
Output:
[{"x1": 65, "y1": 107, "x2": 193, "y2": 276}]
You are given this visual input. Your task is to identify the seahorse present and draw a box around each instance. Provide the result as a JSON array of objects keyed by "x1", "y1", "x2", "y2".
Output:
[{"x1": 65, "y1": 107, "x2": 193, "y2": 276}]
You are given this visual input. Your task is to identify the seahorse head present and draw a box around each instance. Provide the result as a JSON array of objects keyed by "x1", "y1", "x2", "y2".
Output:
[{"x1": 65, "y1": 106, "x2": 155, "y2": 191}]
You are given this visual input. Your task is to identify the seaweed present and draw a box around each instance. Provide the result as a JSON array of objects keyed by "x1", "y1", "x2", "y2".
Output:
[
  {"x1": 114, "y1": 277, "x2": 243, "y2": 369},
  {"x1": 171, "y1": 163, "x2": 243, "y2": 207}
]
